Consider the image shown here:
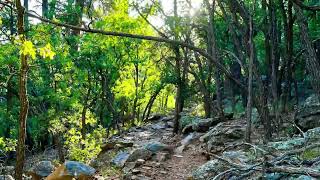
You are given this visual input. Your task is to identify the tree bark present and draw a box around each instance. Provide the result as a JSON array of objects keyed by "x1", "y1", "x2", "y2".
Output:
[
  {"x1": 295, "y1": 4, "x2": 320, "y2": 96},
  {"x1": 81, "y1": 72, "x2": 91, "y2": 139},
  {"x1": 206, "y1": 0, "x2": 224, "y2": 119},
  {"x1": 246, "y1": 15, "x2": 253, "y2": 143},
  {"x1": 42, "y1": 0, "x2": 48, "y2": 18},
  {"x1": 15, "y1": 0, "x2": 29, "y2": 179}
]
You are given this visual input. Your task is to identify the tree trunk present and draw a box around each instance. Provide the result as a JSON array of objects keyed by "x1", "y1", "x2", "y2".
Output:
[
  {"x1": 269, "y1": 0, "x2": 280, "y2": 130},
  {"x1": 42, "y1": 0, "x2": 48, "y2": 18},
  {"x1": 81, "y1": 72, "x2": 91, "y2": 139},
  {"x1": 295, "y1": 4, "x2": 320, "y2": 96},
  {"x1": 281, "y1": 0, "x2": 294, "y2": 112},
  {"x1": 206, "y1": 0, "x2": 224, "y2": 119},
  {"x1": 15, "y1": 1, "x2": 29, "y2": 179},
  {"x1": 173, "y1": 47, "x2": 182, "y2": 133},
  {"x1": 246, "y1": 15, "x2": 254, "y2": 143},
  {"x1": 132, "y1": 63, "x2": 139, "y2": 125}
]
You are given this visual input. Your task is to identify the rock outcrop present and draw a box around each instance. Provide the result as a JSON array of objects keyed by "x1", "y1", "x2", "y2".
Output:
[
  {"x1": 295, "y1": 95, "x2": 320, "y2": 131},
  {"x1": 200, "y1": 122, "x2": 245, "y2": 151}
]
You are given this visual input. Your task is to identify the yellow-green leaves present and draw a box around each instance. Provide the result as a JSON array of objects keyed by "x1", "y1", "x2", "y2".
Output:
[
  {"x1": 18, "y1": 40, "x2": 56, "y2": 60},
  {"x1": 0, "y1": 17, "x2": 2, "y2": 26},
  {"x1": 39, "y1": 43, "x2": 56, "y2": 60},
  {"x1": 21, "y1": 40, "x2": 36, "y2": 59}
]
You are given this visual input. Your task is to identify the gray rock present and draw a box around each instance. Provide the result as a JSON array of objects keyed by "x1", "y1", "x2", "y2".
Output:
[
  {"x1": 0, "y1": 166, "x2": 14, "y2": 176},
  {"x1": 32, "y1": 161, "x2": 54, "y2": 177},
  {"x1": 111, "y1": 151, "x2": 130, "y2": 167},
  {"x1": 268, "y1": 138, "x2": 306, "y2": 151},
  {"x1": 0, "y1": 175, "x2": 14, "y2": 180},
  {"x1": 305, "y1": 127, "x2": 320, "y2": 141},
  {"x1": 200, "y1": 122, "x2": 245, "y2": 151},
  {"x1": 143, "y1": 142, "x2": 170, "y2": 154},
  {"x1": 192, "y1": 160, "x2": 225, "y2": 180},
  {"x1": 290, "y1": 175, "x2": 316, "y2": 180},
  {"x1": 304, "y1": 94, "x2": 320, "y2": 107},
  {"x1": 127, "y1": 148, "x2": 152, "y2": 162},
  {"x1": 295, "y1": 95, "x2": 320, "y2": 131},
  {"x1": 155, "y1": 152, "x2": 170, "y2": 162},
  {"x1": 150, "y1": 123, "x2": 166, "y2": 130},
  {"x1": 64, "y1": 161, "x2": 96, "y2": 176},
  {"x1": 166, "y1": 121, "x2": 174, "y2": 128},
  {"x1": 122, "y1": 162, "x2": 136, "y2": 174},
  {"x1": 265, "y1": 173, "x2": 286, "y2": 180},
  {"x1": 182, "y1": 118, "x2": 221, "y2": 134},
  {"x1": 175, "y1": 133, "x2": 196, "y2": 154},
  {"x1": 222, "y1": 150, "x2": 249, "y2": 164}
]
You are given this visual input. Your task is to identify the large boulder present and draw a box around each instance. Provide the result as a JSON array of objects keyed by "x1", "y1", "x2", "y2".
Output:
[
  {"x1": 192, "y1": 151, "x2": 251, "y2": 179},
  {"x1": 46, "y1": 161, "x2": 95, "y2": 179},
  {"x1": 27, "y1": 161, "x2": 54, "y2": 179},
  {"x1": 295, "y1": 95, "x2": 320, "y2": 131},
  {"x1": 305, "y1": 127, "x2": 320, "y2": 141},
  {"x1": 182, "y1": 117, "x2": 222, "y2": 134},
  {"x1": 200, "y1": 122, "x2": 245, "y2": 151}
]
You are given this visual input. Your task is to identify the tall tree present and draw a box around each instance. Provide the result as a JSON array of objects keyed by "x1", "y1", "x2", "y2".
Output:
[{"x1": 15, "y1": 0, "x2": 29, "y2": 179}]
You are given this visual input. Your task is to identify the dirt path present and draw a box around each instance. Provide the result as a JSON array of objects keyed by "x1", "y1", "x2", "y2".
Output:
[{"x1": 99, "y1": 118, "x2": 208, "y2": 180}]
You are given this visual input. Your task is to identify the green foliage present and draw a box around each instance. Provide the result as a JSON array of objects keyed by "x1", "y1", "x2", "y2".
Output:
[
  {"x1": 179, "y1": 115, "x2": 200, "y2": 129},
  {"x1": 0, "y1": 137, "x2": 17, "y2": 153},
  {"x1": 65, "y1": 126, "x2": 106, "y2": 163}
]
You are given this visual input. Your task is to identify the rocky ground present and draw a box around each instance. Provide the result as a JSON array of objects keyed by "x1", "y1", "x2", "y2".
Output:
[{"x1": 1, "y1": 95, "x2": 320, "y2": 180}]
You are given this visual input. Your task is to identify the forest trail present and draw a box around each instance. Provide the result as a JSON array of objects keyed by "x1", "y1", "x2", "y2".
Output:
[{"x1": 96, "y1": 116, "x2": 208, "y2": 180}]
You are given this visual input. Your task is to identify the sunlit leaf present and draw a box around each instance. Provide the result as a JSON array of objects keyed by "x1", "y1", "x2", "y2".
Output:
[
  {"x1": 39, "y1": 43, "x2": 56, "y2": 60},
  {"x1": 20, "y1": 40, "x2": 36, "y2": 59}
]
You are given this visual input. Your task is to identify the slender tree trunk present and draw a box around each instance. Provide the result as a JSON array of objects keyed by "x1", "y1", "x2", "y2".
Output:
[
  {"x1": 15, "y1": 0, "x2": 29, "y2": 179},
  {"x1": 281, "y1": 0, "x2": 294, "y2": 112},
  {"x1": 132, "y1": 63, "x2": 139, "y2": 125},
  {"x1": 172, "y1": 0, "x2": 183, "y2": 133},
  {"x1": 173, "y1": 48, "x2": 182, "y2": 133},
  {"x1": 23, "y1": 0, "x2": 28, "y2": 30},
  {"x1": 269, "y1": 0, "x2": 280, "y2": 131},
  {"x1": 206, "y1": 0, "x2": 224, "y2": 119},
  {"x1": 81, "y1": 72, "x2": 91, "y2": 139},
  {"x1": 246, "y1": 15, "x2": 254, "y2": 143},
  {"x1": 42, "y1": 0, "x2": 49, "y2": 18}
]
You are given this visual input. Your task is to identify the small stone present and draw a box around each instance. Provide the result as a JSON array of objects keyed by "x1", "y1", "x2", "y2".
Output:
[
  {"x1": 142, "y1": 166, "x2": 152, "y2": 170},
  {"x1": 136, "y1": 159, "x2": 145, "y2": 166},
  {"x1": 160, "y1": 171, "x2": 167, "y2": 174},
  {"x1": 123, "y1": 162, "x2": 136, "y2": 174},
  {"x1": 132, "y1": 169, "x2": 141, "y2": 174},
  {"x1": 156, "y1": 152, "x2": 170, "y2": 162},
  {"x1": 112, "y1": 151, "x2": 130, "y2": 167},
  {"x1": 173, "y1": 155, "x2": 184, "y2": 158}
]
